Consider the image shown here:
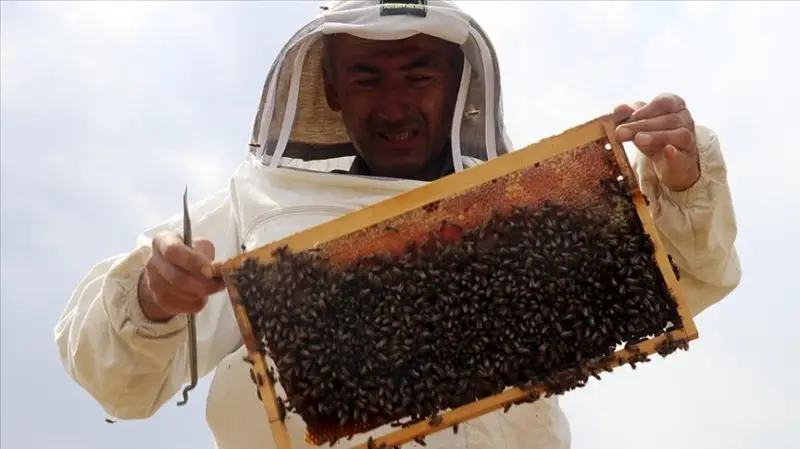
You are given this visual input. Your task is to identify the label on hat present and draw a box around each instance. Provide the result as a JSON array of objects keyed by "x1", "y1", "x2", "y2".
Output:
[{"x1": 379, "y1": 0, "x2": 427, "y2": 18}]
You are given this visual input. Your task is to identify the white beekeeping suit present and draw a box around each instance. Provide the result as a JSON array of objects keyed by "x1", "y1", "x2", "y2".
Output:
[{"x1": 54, "y1": 1, "x2": 742, "y2": 448}]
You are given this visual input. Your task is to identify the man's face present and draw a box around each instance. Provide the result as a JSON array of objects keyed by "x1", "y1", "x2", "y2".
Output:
[{"x1": 323, "y1": 33, "x2": 463, "y2": 181}]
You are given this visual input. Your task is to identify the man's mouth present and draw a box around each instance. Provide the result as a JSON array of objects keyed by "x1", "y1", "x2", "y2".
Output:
[{"x1": 378, "y1": 130, "x2": 420, "y2": 142}]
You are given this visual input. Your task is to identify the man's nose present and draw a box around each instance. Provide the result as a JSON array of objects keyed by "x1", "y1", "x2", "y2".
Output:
[{"x1": 375, "y1": 85, "x2": 411, "y2": 123}]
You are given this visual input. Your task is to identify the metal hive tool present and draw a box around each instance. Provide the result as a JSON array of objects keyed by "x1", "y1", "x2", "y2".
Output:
[
  {"x1": 177, "y1": 186, "x2": 199, "y2": 407},
  {"x1": 210, "y1": 114, "x2": 697, "y2": 449}
]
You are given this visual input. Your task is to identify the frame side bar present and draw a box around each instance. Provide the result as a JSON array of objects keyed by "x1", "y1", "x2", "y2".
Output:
[{"x1": 223, "y1": 274, "x2": 294, "y2": 449}]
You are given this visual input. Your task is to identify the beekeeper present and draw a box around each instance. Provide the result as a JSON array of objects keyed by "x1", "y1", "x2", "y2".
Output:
[{"x1": 54, "y1": 1, "x2": 742, "y2": 448}]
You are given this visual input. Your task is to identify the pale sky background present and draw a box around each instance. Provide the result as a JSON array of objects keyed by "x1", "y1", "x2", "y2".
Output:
[{"x1": 1, "y1": 1, "x2": 799, "y2": 448}]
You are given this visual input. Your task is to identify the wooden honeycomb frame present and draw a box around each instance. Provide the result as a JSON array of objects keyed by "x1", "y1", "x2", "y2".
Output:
[{"x1": 210, "y1": 114, "x2": 698, "y2": 449}]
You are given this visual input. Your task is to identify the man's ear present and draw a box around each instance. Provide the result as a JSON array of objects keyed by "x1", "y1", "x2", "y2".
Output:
[{"x1": 323, "y1": 68, "x2": 342, "y2": 112}]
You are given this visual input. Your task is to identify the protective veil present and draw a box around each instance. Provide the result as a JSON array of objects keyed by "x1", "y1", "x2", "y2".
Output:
[
  {"x1": 251, "y1": 0, "x2": 514, "y2": 174},
  {"x1": 54, "y1": 1, "x2": 742, "y2": 449}
]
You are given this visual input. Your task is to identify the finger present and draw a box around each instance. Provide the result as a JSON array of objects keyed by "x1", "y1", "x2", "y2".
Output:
[
  {"x1": 202, "y1": 276, "x2": 226, "y2": 296},
  {"x1": 154, "y1": 233, "x2": 214, "y2": 278},
  {"x1": 634, "y1": 128, "x2": 696, "y2": 155},
  {"x1": 192, "y1": 239, "x2": 225, "y2": 292},
  {"x1": 150, "y1": 249, "x2": 216, "y2": 299},
  {"x1": 145, "y1": 268, "x2": 208, "y2": 314},
  {"x1": 651, "y1": 145, "x2": 701, "y2": 191},
  {"x1": 193, "y1": 239, "x2": 216, "y2": 264},
  {"x1": 629, "y1": 93, "x2": 686, "y2": 121},
  {"x1": 612, "y1": 104, "x2": 635, "y2": 125},
  {"x1": 612, "y1": 102, "x2": 646, "y2": 125},
  {"x1": 616, "y1": 111, "x2": 689, "y2": 141},
  {"x1": 663, "y1": 144, "x2": 679, "y2": 163}
]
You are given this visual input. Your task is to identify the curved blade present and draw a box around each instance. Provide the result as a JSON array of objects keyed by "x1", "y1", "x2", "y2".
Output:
[
  {"x1": 177, "y1": 186, "x2": 199, "y2": 406},
  {"x1": 182, "y1": 186, "x2": 192, "y2": 246}
]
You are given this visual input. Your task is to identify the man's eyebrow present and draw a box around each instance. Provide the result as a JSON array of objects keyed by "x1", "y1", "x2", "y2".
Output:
[
  {"x1": 346, "y1": 64, "x2": 381, "y2": 76},
  {"x1": 344, "y1": 56, "x2": 438, "y2": 76},
  {"x1": 401, "y1": 57, "x2": 436, "y2": 71}
]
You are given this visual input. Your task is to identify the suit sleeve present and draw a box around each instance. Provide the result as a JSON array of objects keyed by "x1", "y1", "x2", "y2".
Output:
[
  {"x1": 633, "y1": 125, "x2": 743, "y2": 317},
  {"x1": 54, "y1": 188, "x2": 243, "y2": 419}
]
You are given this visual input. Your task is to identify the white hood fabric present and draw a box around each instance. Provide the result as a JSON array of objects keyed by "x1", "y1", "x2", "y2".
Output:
[{"x1": 54, "y1": 1, "x2": 742, "y2": 449}]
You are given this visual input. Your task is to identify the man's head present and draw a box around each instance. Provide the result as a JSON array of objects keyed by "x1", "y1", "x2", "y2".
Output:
[{"x1": 322, "y1": 33, "x2": 464, "y2": 181}]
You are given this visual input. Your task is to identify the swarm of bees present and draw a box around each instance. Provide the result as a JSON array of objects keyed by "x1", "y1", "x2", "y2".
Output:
[{"x1": 231, "y1": 174, "x2": 686, "y2": 446}]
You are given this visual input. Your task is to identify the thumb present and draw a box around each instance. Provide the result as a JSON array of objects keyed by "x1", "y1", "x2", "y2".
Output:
[
  {"x1": 650, "y1": 145, "x2": 697, "y2": 191},
  {"x1": 645, "y1": 147, "x2": 671, "y2": 186},
  {"x1": 612, "y1": 101, "x2": 647, "y2": 125},
  {"x1": 193, "y1": 238, "x2": 216, "y2": 261}
]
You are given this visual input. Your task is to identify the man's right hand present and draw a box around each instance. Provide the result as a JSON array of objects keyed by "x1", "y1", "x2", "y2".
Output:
[{"x1": 137, "y1": 231, "x2": 225, "y2": 322}]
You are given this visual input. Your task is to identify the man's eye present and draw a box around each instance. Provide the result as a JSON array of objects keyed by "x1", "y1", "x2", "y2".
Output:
[
  {"x1": 355, "y1": 78, "x2": 379, "y2": 86},
  {"x1": 408, "y1": 75, "x2": 433, "y2": 84}
]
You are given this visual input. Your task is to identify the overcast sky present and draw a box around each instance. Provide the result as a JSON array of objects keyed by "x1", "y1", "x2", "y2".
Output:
[{"x1": 1, "y1": 1, "x2": 798, "y2": 448}]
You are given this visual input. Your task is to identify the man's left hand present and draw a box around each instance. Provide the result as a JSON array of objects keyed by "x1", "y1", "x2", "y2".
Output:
[{"x1": 613, "y1": 93, "x2": 701, "y2": 192}]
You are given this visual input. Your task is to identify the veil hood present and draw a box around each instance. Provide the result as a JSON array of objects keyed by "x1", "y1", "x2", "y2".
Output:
[{"x1": 249, "y1": 0, "x2": 513, "y2": 175}]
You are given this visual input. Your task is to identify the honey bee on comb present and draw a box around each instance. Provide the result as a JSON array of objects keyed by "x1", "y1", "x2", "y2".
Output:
[{"x1": 216, "y1": 115, "x2": 697, "y2": 448}]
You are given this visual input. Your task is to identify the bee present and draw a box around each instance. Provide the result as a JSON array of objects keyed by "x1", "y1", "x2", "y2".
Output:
[
  {"x1": 276, "y1": 400, "x2": 286, "y2": 421},
  {"x1": 439, "y1": 220, "x2": 462, "y2": 232}
]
